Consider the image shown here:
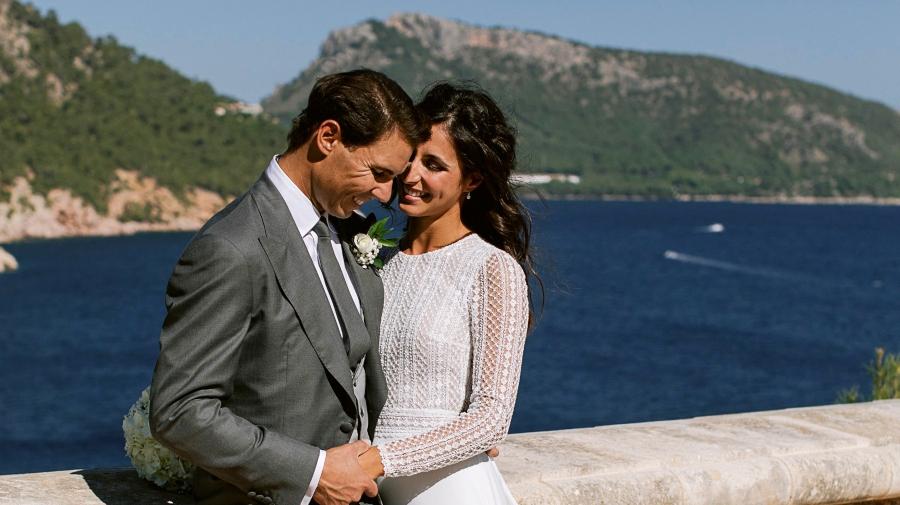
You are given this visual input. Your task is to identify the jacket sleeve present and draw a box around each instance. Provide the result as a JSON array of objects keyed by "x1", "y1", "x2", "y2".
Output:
[
  {"x1": 149, "y1": 233, "x2": 320, "y2": 505},
  {"x1": 377, "y1": 252, "x2": 529, "y2": 476}
]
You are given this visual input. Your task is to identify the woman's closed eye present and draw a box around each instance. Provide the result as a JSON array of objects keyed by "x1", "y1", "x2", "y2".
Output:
[
  {"x1": 423, "y1": 155, "x2": 449, "y2": 172},
  {"x1": 372, "y1": 168, "x2": 392, "y2": 182}
]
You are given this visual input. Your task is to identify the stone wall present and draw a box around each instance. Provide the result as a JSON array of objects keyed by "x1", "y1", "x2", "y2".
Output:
[
  {"x1": 500, "y1": 400, "x2": 900, "y2": 505},
  {"x1": 2, "y1": 400, "x2": 900, "y2": 504}
]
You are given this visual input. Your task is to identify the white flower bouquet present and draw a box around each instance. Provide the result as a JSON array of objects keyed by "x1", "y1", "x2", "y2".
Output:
[{"x1": 123, "y1": 386, "x2": 195, "y2": 492}]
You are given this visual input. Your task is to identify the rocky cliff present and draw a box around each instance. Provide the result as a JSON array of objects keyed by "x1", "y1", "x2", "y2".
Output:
[
  {"x1": 0, "y1": 245, "x2": 17, "y2": 271},
  {"x1": 0, "y1": 0, "x2": 283, "y2": 242},
  {"x1": 263, "y1": 13, "x2": 900, "y2": 198}
]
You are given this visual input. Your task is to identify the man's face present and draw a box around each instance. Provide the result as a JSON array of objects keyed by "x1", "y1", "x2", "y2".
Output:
[{"x1": 311, "y1": 128, "x2": 414, "y2": 218}]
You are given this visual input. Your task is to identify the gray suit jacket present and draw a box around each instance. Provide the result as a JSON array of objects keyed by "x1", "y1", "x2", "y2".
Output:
[{"x1": 149, "y1": 173, "x2": 388, "y2": 505}]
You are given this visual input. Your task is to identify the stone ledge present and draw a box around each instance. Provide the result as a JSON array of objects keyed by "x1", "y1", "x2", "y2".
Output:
[
  {"x1": 500, "y1": 400, "x2": 900, "y2": 505},
  {"x1": 2, "y1": 401, "x2": 900, "y2": 504}
]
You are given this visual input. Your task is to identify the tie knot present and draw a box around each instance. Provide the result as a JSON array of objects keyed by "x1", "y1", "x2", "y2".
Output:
[{"x1": 313, "y1": 217, "x2": 332, "y2": 241}]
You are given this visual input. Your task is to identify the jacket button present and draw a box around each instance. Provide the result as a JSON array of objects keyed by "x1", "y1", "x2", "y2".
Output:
[{"x1": 339, "y1": 421, "x2": 353, "y2": 433}]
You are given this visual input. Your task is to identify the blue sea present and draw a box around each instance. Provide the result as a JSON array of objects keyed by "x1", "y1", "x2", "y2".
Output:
[{"x1": 1, "y1": 200, "x2": 899, "y2": 474}]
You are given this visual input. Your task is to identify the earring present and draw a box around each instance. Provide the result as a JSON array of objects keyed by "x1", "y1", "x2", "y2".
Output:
[{"x1": 466, "y1": 192, "x2": 471, "y2": 200}]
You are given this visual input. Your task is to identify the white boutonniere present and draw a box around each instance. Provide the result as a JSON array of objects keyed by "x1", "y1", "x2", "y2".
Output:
[{"x1": 352, "y1": 216, "x2": 398, "y2": 270}]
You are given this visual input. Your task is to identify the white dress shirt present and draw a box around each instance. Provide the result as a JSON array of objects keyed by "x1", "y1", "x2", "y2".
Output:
[{"x1": 265, "y1": 155, "x2": 364, "y2": 505}]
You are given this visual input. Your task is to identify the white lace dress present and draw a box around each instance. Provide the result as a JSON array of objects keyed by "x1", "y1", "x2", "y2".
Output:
[{"x1": 373, "y1": 234, "x2": 528, "y2": 505}]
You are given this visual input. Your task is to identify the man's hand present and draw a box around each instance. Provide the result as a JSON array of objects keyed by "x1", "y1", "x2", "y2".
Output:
[
  {"x1": 358, "y1": 445, "x2": 384, "y2": 480},
  {"x1": 486, "y1": 446, "x2": 500, "y2": 458},
  {"x1": 313, "y1": 441, "x2": 378, "y2": 505}
]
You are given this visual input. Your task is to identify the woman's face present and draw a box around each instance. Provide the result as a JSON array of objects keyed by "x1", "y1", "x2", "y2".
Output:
[{"x1": 399, "y1": 123, "x2": 478, "y2": 218}]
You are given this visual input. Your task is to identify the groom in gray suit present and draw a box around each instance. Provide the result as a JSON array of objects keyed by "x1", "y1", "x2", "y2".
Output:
[{"x1": 149, "y1": 70, "x2": 428, "y2": 505}]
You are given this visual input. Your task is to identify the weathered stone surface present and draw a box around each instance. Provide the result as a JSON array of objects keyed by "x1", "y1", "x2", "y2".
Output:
[
  {"x1": 497, "y1": 400, "x2": 900, "y2": 504},
  {"x1": 0, "y1": 468, "x2": 184, "y2": 505},
  {"x1": 2, "y1": 401, "x2": 900, "y2": 504}
]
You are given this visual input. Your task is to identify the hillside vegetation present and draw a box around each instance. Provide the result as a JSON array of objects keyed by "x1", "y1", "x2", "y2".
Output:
[
  {"x1": 0, "y1": 0, "x2": 285, "y2": 209},
  {"x1": 264, "y1": 13, "x2": 900, "y2": 198},
  {"x1": 3, "y1": 3, "x2": 899, "y2": 208}
]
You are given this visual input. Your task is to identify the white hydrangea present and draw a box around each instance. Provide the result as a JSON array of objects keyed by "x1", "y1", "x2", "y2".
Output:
[{"x1": 123, "y1": 386, "x2": 195, "y2": 492}]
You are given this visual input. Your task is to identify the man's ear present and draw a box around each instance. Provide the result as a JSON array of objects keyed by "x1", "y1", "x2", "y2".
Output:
[
  {"x1": 314, "y1": 120, "x2": 342, "y2": 155},
  {"x1": 463, "y1": 172, "x2": 483, "y2": 193}
]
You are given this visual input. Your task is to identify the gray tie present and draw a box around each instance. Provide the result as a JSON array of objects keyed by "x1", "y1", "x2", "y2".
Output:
[{"x1": 312, "y1": 217, "x2": 368, "y2": 364}]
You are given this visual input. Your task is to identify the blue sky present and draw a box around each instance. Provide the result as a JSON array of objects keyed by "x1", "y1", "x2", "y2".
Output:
[{"x1": 25, "y1": 1, "x2": 900, "y2": 109}]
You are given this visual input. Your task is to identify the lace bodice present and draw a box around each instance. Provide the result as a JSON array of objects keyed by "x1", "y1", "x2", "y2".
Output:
[{"x1": 373, "y1": 234, "x2": 529, "y2": 477}]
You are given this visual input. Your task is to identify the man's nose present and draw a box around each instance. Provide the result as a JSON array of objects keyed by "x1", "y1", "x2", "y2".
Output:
[{"x1": 372, "y1": 179, "x2": 394, "y2": 203}]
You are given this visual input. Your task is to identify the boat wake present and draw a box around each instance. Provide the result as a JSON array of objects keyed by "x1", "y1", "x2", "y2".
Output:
[
  {"x1": 663, "y1": 250, "x2": 802, "y2": 281},
  {"x1": 663, "y1": 250, "x2": 889, "y2": 292}
]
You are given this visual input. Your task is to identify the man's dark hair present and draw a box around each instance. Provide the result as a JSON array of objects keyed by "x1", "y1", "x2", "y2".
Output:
[{"x1": 284, "y1": 69, "x2": 428, "y2": 152}]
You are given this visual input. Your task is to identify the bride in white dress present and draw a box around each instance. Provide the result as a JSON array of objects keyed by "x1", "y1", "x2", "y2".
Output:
[{"x1": 358, "y1": 83, "x2": 538, "y2": 505}]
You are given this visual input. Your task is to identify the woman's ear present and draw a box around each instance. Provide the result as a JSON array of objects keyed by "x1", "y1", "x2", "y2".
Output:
[
  {"x1": 314, "y1": 119, "x2": 342, "y2": 155},
  {"x1": 463, "y1": 172, "x2": 483, "y2": 193}
]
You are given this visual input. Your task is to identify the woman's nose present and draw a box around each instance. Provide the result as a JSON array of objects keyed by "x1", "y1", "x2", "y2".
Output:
[{"x1": 403, "y1": 161, "x2": 422, "y2": 183}]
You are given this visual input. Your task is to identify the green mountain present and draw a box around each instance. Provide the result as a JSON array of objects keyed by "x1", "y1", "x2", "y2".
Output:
[
  {"x1": 263, "y1": 13, "x2": 900, "y2": 198},
  {"x1": 2, "y1": 3, "x2": 898, "y2": 210},
  {"x1": 0, "y1": 0, "x2": 285, "y2": 210}
]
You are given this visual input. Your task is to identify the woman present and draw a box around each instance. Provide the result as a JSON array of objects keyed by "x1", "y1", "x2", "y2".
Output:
[{"x1": 369, "y1": 82, "x2": 538, "y2": 504}]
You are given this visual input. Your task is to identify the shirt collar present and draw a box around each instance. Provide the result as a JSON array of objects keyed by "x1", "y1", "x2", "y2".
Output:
[{"x1": 264, "y1": 155, "x2": 322, "y2": 237}]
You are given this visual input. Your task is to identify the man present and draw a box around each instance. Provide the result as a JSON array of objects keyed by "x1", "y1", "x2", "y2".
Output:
[{"x1": 149, "y1": 69, "x2": 428, "y2": 505}]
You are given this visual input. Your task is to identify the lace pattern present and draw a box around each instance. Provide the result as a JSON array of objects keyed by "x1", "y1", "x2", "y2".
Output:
[{"x1": 374, "y1": 235, "x2": 529, "y2": 477}]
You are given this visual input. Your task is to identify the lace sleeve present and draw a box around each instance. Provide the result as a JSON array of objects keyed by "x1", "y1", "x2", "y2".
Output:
[{"x1": 378, "y1": 251, "x2": 529, "y2": 477}]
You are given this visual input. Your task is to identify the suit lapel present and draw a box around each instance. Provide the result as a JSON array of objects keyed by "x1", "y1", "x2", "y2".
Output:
[
  {"x1": 251, "y1": 177, "x2": 356, "y2": 404},
  {"x1": 337, "y1": 225, "x2": 388, "y2": 428},
  {"x1": 341, "y1": 240, "x2": 384, "y2": 344}
]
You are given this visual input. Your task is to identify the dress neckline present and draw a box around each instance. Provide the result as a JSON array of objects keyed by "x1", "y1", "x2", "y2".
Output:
[{"x1": 397, "y1": 233, "x2": 478, "y2": 258}]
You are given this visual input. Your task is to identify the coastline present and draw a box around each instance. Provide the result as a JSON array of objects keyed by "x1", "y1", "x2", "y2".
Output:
[
  {"x1": 0, "y1": 208, "x2": 212, "y2": 245},
  {"x1": 4, "y1": 191, "x2": 900, "y2": 245},
  {"x1": 0, "y1": 173, "x2": 228, "y2": 245},
  {"x1": 521, "y1": 192, "x2": 900, "y2": 206}
]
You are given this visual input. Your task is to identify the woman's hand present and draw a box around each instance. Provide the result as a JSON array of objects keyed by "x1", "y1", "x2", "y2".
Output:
[{"x1": 358, "y1": 445, "x2": 385, "y2": 480}]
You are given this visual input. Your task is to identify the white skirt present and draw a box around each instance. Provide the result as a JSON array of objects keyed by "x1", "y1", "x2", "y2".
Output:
[{"x1": 378, "y1": 453, "x2": 518, "y2": 505}]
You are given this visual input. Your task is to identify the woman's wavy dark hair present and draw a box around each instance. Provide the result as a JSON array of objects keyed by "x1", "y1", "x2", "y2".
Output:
[{"x1": 417, "y1": 82, "x2": 542, "y2": 326}]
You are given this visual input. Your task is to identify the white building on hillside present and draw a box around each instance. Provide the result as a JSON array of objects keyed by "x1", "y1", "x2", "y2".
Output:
[{"x1": 512, "y1": 173, "x2": 581, "y2": 185}]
